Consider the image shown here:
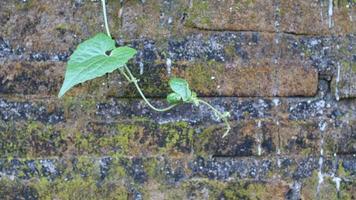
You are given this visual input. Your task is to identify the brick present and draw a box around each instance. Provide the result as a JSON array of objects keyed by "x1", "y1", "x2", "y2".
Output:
[
  {"x1": 0, "y1": 156, "x2": 355, "y2": 199},
  {"x1": 324, "y1": 119, "x2": 356, "y2": 155},
  {"x1": 1, "y1": 95, "x2": 353, "y2": 157},
  {"x1": 0, "y1": 0, "x2": 121, "y2": 53},
  {"x1": 301, "y1": 172, "x2": 356, "y2": 200},
  {"x1": 181, "y1": 180, "x2": 290, "y2": 200},
  {"x1": 5, "y1": 156, "x2": 354, "y2": 181},
  {"x1": 194, "y1": 119, "x2": 324, "y2": 157},
  {"x1": 331, "y1": 35, "x2": 356, "y2": 99},
  {"x1": 0, "y1": 61, "x2": 64, "y2": 95},
  {"x1": 280, "y1": 0, "x2": 355, "y2": 35},
  {"x1": 121, "y1": 0, "x2": 188, "y2": 39},
  {"x1": 0, "y1": 113, "x2": 350, "y2": 158},
  {"x1": 172, "y1": 60, "x2": 318, "y2": 97},
  {"x1": 185, "y1": 0, "x2": 275, "y2": 32}
]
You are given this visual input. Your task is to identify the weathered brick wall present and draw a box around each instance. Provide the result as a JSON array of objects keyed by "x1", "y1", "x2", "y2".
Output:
[{"x1": 0, "y1": 0, "x2": 355, "y2": 199}]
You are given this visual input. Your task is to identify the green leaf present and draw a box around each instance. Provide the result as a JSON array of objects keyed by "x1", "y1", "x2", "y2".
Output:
[
  {"x1": 168, "y1": 78, "x2": 192, "y2": 101},
  {"x1": 58, "y1": 33, "x2": 137, "y2": 97},
  {"x1": 167, "y1": 93, "x2": 182, "y2": 104}
]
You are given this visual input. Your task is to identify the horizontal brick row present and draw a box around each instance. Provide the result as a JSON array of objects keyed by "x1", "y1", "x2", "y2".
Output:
[
  {"x1": 124, "y1": 0, "x2": 355, "y2": 37},
  {"x1": 0, "y1": 118, "x2": 354, "y2": 158},
  {"x1": 0, "y1": 156, "x2": 355, "y2": 199},
  {"x1": 1, "y1": 32, "x2": 354, "y2": 97},
  {"x1": 0, "y1": 96, "x2": 354, "y2": 158}
]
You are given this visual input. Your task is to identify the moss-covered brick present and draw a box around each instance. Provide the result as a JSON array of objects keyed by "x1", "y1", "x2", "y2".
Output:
[
  {"x1": 185, "y1": 0, "x2": 275, "y2": 32},
  {"x1": 301, "y1": 171, "x2": 355, "y2": 200}
]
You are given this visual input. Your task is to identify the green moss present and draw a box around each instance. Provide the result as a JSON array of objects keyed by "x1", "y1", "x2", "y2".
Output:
[
  {"x1": 0, "y1": 178, "x2": 38, "y2": 199},
  {"x1": 0, "y1": 156, "x2": 130, "y2": 199},
  {"x1": 193, "y1": 125, "x2": 221, "y2": 157},
  {"x1": 234, "y1": 0, "x2": 256, "y2": 11},
  {"x1": 223, "y1": 181, "x2": 279, "y2": 200},
  {"x1": 224, "y1": 44, "x2": 236, "y2": 59},
  {"x1": 178, "y1": 61, "x2": 224, "y2": 96},
  {"x1": 352, "y1": 62, "x2": 356, "y2": 73},
  {"x1": 73, "y1": 122, "x2": 141, "y2": 156},
  {"x1": 185, "y1": 1, "x2": 210, "y2": 27},
  {"x1": 143, "y1": 158, "x2": 158, "y2": 178},
  {"x1": 159, "y1": 122, "x2": 194, "y2": 154},
  {"x1": 337, "y1": 162, "x2": 350, "y2": 177},
  {"x1": 114, "y1": 123, "x2": 139, "y2": 154},
  {"x1": 301, "y1": 171, "x2": 342, "y2": 200},
  {"x1": 323, "y1": 135, "x2": 337, "y2": 155},
  {"x1": 320, "y1": 178, "x2": 339, "y2": 200},
  {"x1": 300, "y1": 43, "x2": 313, "y2": 58},
  {"x1": 199, "y1": 17, "x2": 212, "y2": 27},
  {"x1": 14, "y1": 0, "x2": 36, "y2": 10},
  {"x1": 334, "y1": 0, "x2": 351, "y2": 7},
  {"x1": 62, "y1": 96, "x2": 97, "y2": 117},
  {"x1": 164, "y1": 129, "x2": 180, "y2": 150},
  {"x1": 30, "y1": 176, "x2": 128, "y2": 200},
  {"x1": 75, "y1": 156, "x2": 99, "y2": 178},
  {"x1": 1, "y1": 173, "x2": 129, "y2": 199},
  {"x1": 301, "y1": 172, "x2": 318, "y2": 199},
  {"x1": 177, "y1": 179, "x2": 285, "y2": 200},
  {"x1": 55, "y1": 23, "x2": 71, "y2": 31},
  {"x1": 74, "y1": 131, "x2": 96, "y2": 154},
  {"x1": 338, "y1": 179, "x2": 355, "y2": 200},
  {"x1": 299, "y1": 147, "x2": 314, "y2": 156},
  {"x1": 0, "y1": 121, "x2": 66, "y2": 158}
]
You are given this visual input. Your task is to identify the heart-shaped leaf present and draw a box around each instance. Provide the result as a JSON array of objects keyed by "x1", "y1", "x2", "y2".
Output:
[
  {"x1": 58, "y1": 33, "x2": 137, "y2": 97},
  {"x1": 167, "y1": 92, "x2": 182, "y2": 104},
  {"x1": 168, "y1": 78, "x2": 192, "y2": 101}
]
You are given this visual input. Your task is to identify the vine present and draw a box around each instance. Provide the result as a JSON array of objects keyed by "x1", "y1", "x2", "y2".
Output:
[{"x1": 58, "y1": 0, "x2": 231, "y2": 137}]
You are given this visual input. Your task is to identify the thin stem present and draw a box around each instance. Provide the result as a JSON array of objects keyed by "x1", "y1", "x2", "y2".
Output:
[
  {"x1": 119, "y1": 68, "x2": 131, "y2": 81},
  {"x1": 101, "y1": 0, "x2": 111, "y2": 37},
  {"x1": 122, "y1": 66, "x2": 177, "y2": 112},
  {"x1": 198, "y1": 99, "x2": 231, "y2": 137}
]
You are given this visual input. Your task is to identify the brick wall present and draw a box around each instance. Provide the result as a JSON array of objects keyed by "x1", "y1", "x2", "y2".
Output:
[{"x1": 0, "y1": 0, "x2": 355, "y2": 199}]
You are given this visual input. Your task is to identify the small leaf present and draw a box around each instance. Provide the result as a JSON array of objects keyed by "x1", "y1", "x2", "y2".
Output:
[
  {"x1": 58, "y1": 33, "x2": 137, "y2": 97},
  {"x1": 167, "y1": 93, "x2": 182, "y2": 104},
  {"x1": 168, "y1": 78, "x2": 192, "y2": 101}
]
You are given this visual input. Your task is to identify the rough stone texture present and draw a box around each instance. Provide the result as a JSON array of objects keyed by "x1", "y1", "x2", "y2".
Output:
[
  {"x1": 185, "y1": 0, "x2": 275, "y2": 32},
  {"x1": 331, "y1": 34, "x2": 356, "y2": 99},
  {"x1": 280, "y1": 0, "x2": 355, "y2": 35},
  {"x1": 0, "y1": 0, "x2": 355, "y2": 199}
]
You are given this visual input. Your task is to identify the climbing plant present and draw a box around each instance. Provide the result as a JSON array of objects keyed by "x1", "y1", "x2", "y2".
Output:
[{"x1": 58, "y1": 0, "x2": 231, "y2": 137}]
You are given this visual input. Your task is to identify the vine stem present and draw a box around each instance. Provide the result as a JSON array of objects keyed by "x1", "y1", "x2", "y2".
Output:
[
  {"x1": 120, "y1": 66, "x2": 177, "y2": 112},
  {"x1": 198, "y1": 99, "x2": 231, "y2": 137},
  {"x1": 101, "y1": 0, "x2": 111, "y2": 37}
]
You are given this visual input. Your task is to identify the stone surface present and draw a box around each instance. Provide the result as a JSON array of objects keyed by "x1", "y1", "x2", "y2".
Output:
[
  {"x1": 0, "y1": 96, "x2": 354, "y2": 159},
  {"x1": 0, "y1": 156, "x2": 355, "y2": 199},
  {"x1": 0, "y1": 0, "x2": 121, "y2": 53},
  {"x1": 280, "y1": 0, "x2": 355, "y2": 35},
  {"x1": 185, "y1": 0, "x2": 275, "y2": 32},
  {"x1": 331, "y1": 34, "x2": 356, "y2": 99}
]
